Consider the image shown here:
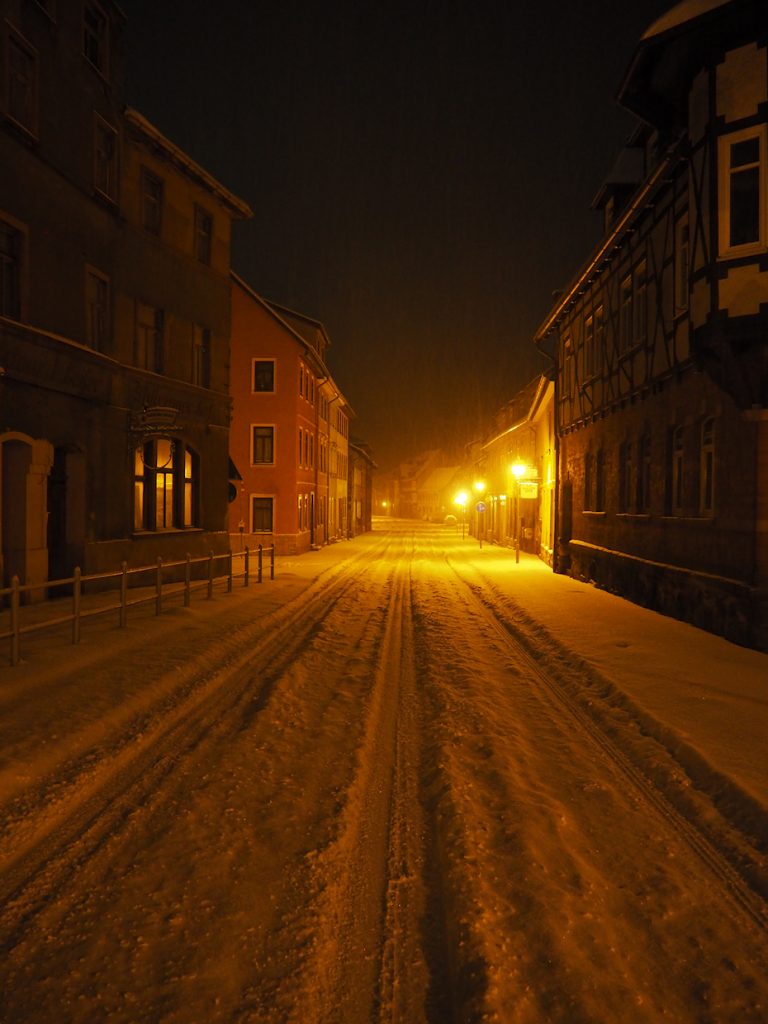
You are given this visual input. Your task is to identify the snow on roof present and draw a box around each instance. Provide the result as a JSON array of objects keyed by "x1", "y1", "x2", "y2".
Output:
[{"x1": 641, "y1": 0, "x2": 733, "y2": 40}]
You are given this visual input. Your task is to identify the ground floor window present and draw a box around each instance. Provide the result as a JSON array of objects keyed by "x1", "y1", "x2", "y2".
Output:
[
  {"x1": 251, "y1": 496, "x2": 273, "y2": 533},
  {"x1": 134, "y1": 438, "x2": 198, "y2": 531}
]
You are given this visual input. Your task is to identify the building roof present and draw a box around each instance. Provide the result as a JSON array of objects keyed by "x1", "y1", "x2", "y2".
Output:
[
  {"x1": 124, "y1": 109, "x2": 253, "y2": 219},
  {"x1": 641, "y1": 0, "x2": 732, "y2": 40}
]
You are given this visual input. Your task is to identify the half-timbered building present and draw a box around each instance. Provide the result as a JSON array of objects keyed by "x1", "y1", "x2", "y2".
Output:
[{"x1": 534, "y1": 0, "x2": 768, "y2": 648}]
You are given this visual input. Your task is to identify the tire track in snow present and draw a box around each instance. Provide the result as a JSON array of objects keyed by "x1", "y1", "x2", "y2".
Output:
[
  {"x1": 453, "y1": 561, "x2": 768, "y2": 939},
  {"x1": 289, "y1": 535, "x2": 432, "y2": 1024},
  {"x1": 0, "y1": 534, "x2": 400, "y2": 959}
]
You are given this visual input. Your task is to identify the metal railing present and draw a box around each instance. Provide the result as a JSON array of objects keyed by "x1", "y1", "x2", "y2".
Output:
[{"x1": 0, "y1": 544, "x2": 276, "y2": 667}]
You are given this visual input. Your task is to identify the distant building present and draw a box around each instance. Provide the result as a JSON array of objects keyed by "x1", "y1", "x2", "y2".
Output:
[
  {"x1": 228, "y1": 275, "x2": 354, "y2": 554},
  {"x1": 534, "y1": 0, "x2": 768, "y2": 648},
  {"x1": 349, "y1": 441, "x2": 376, "y2": 536},
  {"x1": 0, "y1": 0, "x2": 251, "y2": 596}
]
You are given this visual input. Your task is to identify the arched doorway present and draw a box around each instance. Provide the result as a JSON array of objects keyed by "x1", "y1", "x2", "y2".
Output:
[{"x1": 1, "y1": 433, "x2": 54, "y2": 600}]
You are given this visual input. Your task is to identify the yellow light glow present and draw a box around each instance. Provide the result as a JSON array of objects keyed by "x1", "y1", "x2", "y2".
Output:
[
  {"x1": 473, "y1": 480, "x2": 486, "y2": 494},
  {"x1": 454, "y1": 490, "x2": 468, "y2": 507},
  {"x1": 511, "y1": 463, "x2": 526, "y2": 479}
]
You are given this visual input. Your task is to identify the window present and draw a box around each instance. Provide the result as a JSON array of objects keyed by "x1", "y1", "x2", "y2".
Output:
[
  {"x1": 253, "y1": 360, "x2": 275, "y2": 392},
  {"x1": 134, "y1": 439, "x2": 198, "y2": 531},
  {"x1": 251, "y1": 426, "x2": 274, "y2": 465},
  {"x1": 719, "y1": 127, "x2": 767, "y2": 255},
  {"x1": 637, "y1": 432, "x2": 651, "y2": 513},
  {"x1": 136, "y1": 303, "x2": 163, "y2": 372},
  {"x1": 83, "y1": 1, "x2": 108, "y2": 74},
  {"x1": 85, "y1": 267, "x2": 109, "y2": 350},
  {"x1": 594, "y1": 306, "x2": 604, "y2": 376},
  {"x1": 94, "y1": 115, "x2": 117, "y2": 201},
  {"x1": 583, "y1": 314, "x2": 595, "y2": 379},
  {"x1": 194, "y1": 206, "x2": 212, "y2": 264},
  {"x1": 299, "y1": 364, "x2": 304, "y2": 397},
  {"x1": 595, "y1": 449, "x2": 606, "y2": 513},
  {"x1": 620, "y1": 277, "x2": 633, "y2": 354},
  {"x1": 618, "y1": 440, "x2": 633, "y2": 513},
  {"x1": 700, "y1": 418, "x2": 715, "y2": 514},
  {"x1": 634, "y1": 261, "x2": 647, "y2": 344},
  {"x1": 7, "y1": 31, "x2": 37, "y2": 135},
  {"x1": 251, "y1": 496, "x2": 273, "y2": 533},
  {"x1": 298, "y1": 427, "x2": 303, "y2": 467},
  {"x1": 675, "y1": 216, "x2": 689, "y2": 311},
  {"x1": 583, "y1": 452, "x2": 593, "y2": 511},
  {"x1": 192, "y1": 325, "x2": 210, "y2": 387},
  {"x1": 141, "y1": 168, "x2": 163, "y2": 235},
  {"x1": 0, "y1": 218, "x2": 22, "y2": 319},
  {"x1": 668, "y1": 425, "x2": 684, "y2": 515}
]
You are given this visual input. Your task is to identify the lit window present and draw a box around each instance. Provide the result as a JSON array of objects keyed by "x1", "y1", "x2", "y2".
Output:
[
  {"x1": 253, "y1": 360, "x2": 275, "y2": 392},
  {"x1": 85, "y1": 267, "x2": 109, "y2": 350},
  {"x1": 194, "y1": 206, "x2": 212, "y2": 264},
  {"x1": 83, "y1": 1, "x2": 108, "y2": 74},
  {"x1": 252, "y1": 425, "x2": 274, "y2": 464},
  {"x1": 94, "y1": 115, "x2": 117, "y2": 201},
  {"x1": 700, "y1": 418, "x2": 715, "y2": 514},
  {"x1": 583, "y1": 452, "x2": 592, "y2": 511},
  {"x1": 134, "y1": 439, "x2": 198, "y2": 531},
  {"x1": 251, "y1": 496, "x2": 273, "y2": 532},
  {"x1": 719, "y1": 126, "x2": 767, "y2": 256},
  {"x1": 7, "y1": 32, "x2": 37, "y2": 135},
  {"x1": 0, "y1": 218, "x2": 23, "y2": 319},
  {"x1": 142, "y1": 168, "x2": 163, "y2": 235}
]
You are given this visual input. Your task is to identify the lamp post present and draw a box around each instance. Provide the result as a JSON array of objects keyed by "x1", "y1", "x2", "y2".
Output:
[
  {"x1": 511, "y1": 462, "x2": 526, "y2": 564},
  {"x1": 473, "y1": 480, "x2": 486, "y2": 548}
]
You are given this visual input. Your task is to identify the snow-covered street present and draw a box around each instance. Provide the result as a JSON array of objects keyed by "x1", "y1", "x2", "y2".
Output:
[{"x1": 1, "y1": 520, "x2": 766, "y2": 1024}]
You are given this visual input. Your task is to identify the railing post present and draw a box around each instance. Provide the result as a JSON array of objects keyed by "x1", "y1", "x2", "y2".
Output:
[
  {"x1": 72, "y1": 566, "x2": 82, "y2": 645},
  {"x1": 270, "y1": 544, "x2": 275, "y2": 581},
  {"x1": 156, "y1": 557, "x2": 162, "y2": 615},
  {"x1": 207, "y1": 551, "x2": 214, "y2": 599},
  {"x1": 184, "y1": 553, "x2": 191, "y2": 607},
  {"x1": 244, "y1": 545, "x2": 250, "y2": 588},
  {"x1": 120, "y1": 561, "x2": 128, "y2": 628},
  {"x1": 227, "y1": 550, "x2": 233, "y2": 593},
  {"x1": 258, "y1": 544, "x2": 263, "y2": 584},
  {"x1": 10, "y1": 575, "x2": 20, "y2": 667}
]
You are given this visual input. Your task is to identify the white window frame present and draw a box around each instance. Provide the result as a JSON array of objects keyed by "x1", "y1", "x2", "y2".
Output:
[
  {"x1": 718, "y1": 125, "x2": 768, "y2": 259},
  {"x1": 93, "y1": 113, "x2": 118, "y2": 202},
  {"x1": 251, "y1": 425, "x2": 275, "y2": 466}
]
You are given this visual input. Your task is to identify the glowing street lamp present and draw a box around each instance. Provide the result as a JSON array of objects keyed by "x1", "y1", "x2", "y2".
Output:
[{"x1": 511, "y1": 462, "x2": 527, "y2": 564}]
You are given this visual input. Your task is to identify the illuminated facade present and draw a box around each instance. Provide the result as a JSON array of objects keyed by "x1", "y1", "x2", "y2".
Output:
[
  {"x1": 475, "y1": 376, "x2": 556, "y2": 562},
  {"x1": 0, "y1": 0, "x2": 251, "y2": 596},
  {"x1": 229, "y1": 276, "x2": 353, "y2": 554},
  {"x1": 535, "y1": 0, "x2": 768, "y2": 648}
]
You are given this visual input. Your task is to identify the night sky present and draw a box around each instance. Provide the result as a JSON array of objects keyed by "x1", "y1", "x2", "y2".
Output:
[{"x1": 123, "y1": 1, "x2": 673, "y2": 470}]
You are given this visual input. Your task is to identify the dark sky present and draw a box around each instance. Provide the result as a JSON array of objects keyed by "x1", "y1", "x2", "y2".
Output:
[{"x1": 123, "y1": 0, "x2": 673, "y2": 470}]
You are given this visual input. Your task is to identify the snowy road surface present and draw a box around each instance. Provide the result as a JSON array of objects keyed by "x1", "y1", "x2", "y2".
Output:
[{"x1": 0, "y1": 520, "x2": 766, "y2": 1023}]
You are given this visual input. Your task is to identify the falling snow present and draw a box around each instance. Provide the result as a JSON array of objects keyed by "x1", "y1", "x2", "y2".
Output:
[{"x1": 0, "y1": 521, "x2": 766, "y2": 1023}]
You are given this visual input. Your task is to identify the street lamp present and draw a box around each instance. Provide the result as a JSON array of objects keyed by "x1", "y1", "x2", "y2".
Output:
[
  {"x1": 511, "y1": 462, "x2": 526, "y2": 564},
  {"x1": 454, "y1": 490, "x2": 468, "y2": 539}
]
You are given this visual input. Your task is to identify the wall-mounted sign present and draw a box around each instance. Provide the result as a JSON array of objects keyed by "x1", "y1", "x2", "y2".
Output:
[{"x1": 519, "y1": 482, "x2": 538, "y2": 500}]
